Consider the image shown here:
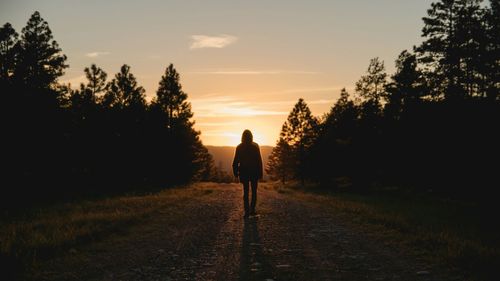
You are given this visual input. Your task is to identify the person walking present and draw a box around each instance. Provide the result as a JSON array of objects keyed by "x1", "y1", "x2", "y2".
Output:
[{"x1": 232, "y1": 130, "x2": 263, "y2": 219}]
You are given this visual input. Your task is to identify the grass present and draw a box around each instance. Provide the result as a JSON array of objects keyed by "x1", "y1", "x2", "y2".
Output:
[
  {"x1": 0, "y1": 183, "x2": 217, "y2": 277},
  {"x1": 3, "y1": 181, "x2": 498, "y2": 280},
  {"x1": 279, "y1": 181, "x2": 500, "y2": 280}
]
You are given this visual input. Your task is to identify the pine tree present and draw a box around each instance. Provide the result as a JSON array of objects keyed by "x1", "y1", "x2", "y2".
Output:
[
  {"x1": 0, "y1": 23, "x2": 18, "y2": 82},
  {"x1": 385, "y1": 50, "x2": 426, "y2": 119},
  {"x1": 280, "y1": 98, "x2": 318, "y2": 147},
  {"x1": 151, "y1": 63, "x2": 193, "y2": 130},
  {"x1": 84, "y1": 64, "x2": 108, "y2": 97},
  {"x1": 103, "y1": 64, "x2": 146, "y2": 109},
  {"x1": 417, "y1": 0, "x2": 487, "y2": 99},
  {"x1": 69, "y1": 64, "x2": 107, "y2": 120},
  {"x1": 355, "y1": 58, "x2": 386, "y2": 128},
  {"x1": 279, "y1": 98, "x2": 318, "y2": 183},
  {"x1": 417, "y1": 0, "x2": 461, "y2": 99},
  {"x1": 324, "y1": 88, "x2": 358, "y2": 135},
  {"x1": 355, "y1": 57, "x2": 387, "y2": 103},
  {"x1": 148, "y1": 63, "x2": 210, "y2": 184},
  {"x1": 484, "y1": 0, "x2": 500, "y2": 100},
  {"x1": 266, "y1": 138, "x2": 293, "y2": 183},
  {"x1": 455, "y1": 0, "x2": 487, "y2": 97},
  {"x1": 310, "y1": 88, "x2": 359, "y2": 184},
  {"x1": 14, "y1": 11, "x2": 67, "y2": 90}
]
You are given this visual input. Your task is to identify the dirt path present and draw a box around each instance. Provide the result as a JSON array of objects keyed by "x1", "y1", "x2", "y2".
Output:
[{"x1": 38, "y1": 183, "x2": 451, "y2": 281}]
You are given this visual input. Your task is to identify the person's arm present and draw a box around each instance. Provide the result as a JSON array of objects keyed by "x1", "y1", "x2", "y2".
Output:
[
  {"x1": 257, "y1": 144, "x2": 263, "y2": 180},
  {"x1": 232, "y1": 146, "x2": 240, "y2": 177}
]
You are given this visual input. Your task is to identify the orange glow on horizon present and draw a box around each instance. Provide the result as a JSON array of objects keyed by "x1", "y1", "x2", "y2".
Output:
[{"x1": 197, "y1": 121, "x2": 279, "y2": 147}]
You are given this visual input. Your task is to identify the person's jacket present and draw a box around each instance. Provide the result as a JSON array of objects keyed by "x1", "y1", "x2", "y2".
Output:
[{"x1": 232, "y1": 142, "x2": 263, "y2": 180}]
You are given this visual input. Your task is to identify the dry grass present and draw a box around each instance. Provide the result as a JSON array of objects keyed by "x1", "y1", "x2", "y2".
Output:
[
  {"x1": 274, "y1": 182, "x2": 500, "y2": 280},
  {"x1": 0, "y1": 183, "x2": 217, "y2": 270}
]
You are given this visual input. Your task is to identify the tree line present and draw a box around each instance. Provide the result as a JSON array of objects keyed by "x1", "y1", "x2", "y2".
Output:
[
  {"x1": 267, "y1": 0, "x2": 499, "y2": 198},
  {"x1": 0, "y1": 12, "x2": 223, "y2": 210}
]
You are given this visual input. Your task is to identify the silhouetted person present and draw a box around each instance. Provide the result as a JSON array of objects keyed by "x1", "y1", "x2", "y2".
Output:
[{"x1": 233, "y1": 130, "x2": 263, "y2": 219}]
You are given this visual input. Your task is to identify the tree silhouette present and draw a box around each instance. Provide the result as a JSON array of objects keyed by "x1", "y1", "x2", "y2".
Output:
[
  {"x1": 385, "y1": 50, "x2": 426, "y2": 119},
  {"x1": 14, "y1": 11, "x2": 67, "y2": 90},
  {"x1": 355, "y1": 57, "x2": 386, "y2": 132},
  {"x1": 1, "y1": 11, "x2": 218, "y2": 210},
  {"x1": 103, "y1": 64, "x2": 146, "y2": 109},
  {"x1": 455, "y1": 0, "x2": 487, "y2": 97},
  {"x1": 148, "y1": 63, "x2": 211, "y2": 184},
  {"x1": 484, "y1": 0, "x2": 500, "y2": 100},
  {"x1": 355, "y1": 57, "x2": 387, "y2": 103},
  {"x1": 84, "y1": 64, "x2": 108, "y2": 98},
  {"x1": 151, "y1": 63, "x2": 193, "y2": 130},
  {"x1": 416, "y1": 0, "x2": 488, "y2": 99},
  {"x1": 69, "y1": 64, "x2": 107, "y2": 115},
  {"x1": 266, "y1": 138, "x2": 293, "y2": 183},
  {"x1": 280, "y1": 98, "x2": 318, "y2": 147},
  {"x1": 279, "y1": 98, "x2": 318, "y2": 183},
  {"x1": 323, "y1": 88, "x2": 358, "y2": 135},
  {"x1": 309, "y1": 88, "x2": 359, "y2": 184},
  {"x1": 263, "y1": 0, "x2": 498, "y2": 198},
  {"x1": 0, "y1": 23, "x2": 18, "y2": 83}
]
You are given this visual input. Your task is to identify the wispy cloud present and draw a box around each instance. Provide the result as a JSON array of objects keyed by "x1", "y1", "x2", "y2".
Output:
[
  {"x1": 201, "y1": 131, "x2": 240, "y2": 137},
  {"x1": 61, "y1": 75, "x2": 86, "y2": 87},
  {"x1": 85, "y1": 51, "x2": 110, "y2": 58},
  {"x1": 308, "y1": 99, "x2": 337, "y2": 104},
  {"x1": 147, "y1": 54, "x2": 162, "y2": 59},
  {"x1": 196, "y1": 121, "x2": 238, "y2": 127},
  {"x1": 189, "y1": 70, "x2": 319, "y2": 75},
  {"x1": 279, "y1": 87, "x2": 346, "y2": 94},
  {"x1": 191, "y1": 95, "x2": 287, "y2": 117},
  {"x1": 190, "y1": 34, "x2": 237, "y2": 49}
]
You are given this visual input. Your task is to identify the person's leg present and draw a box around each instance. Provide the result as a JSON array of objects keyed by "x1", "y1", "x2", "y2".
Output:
[
  {"x1": 250, "y1": 179, "x2": 258, "y2": 214},
  {"x1": 242, "y1": 181, "x2": 250, "y2": 217}
]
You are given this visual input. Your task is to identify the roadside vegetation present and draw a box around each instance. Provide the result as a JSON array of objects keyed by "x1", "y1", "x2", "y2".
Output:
[
  {"x1": 278, "y1": 181, "x2": 500, "y2": 280},
  {"x1": 0, "y1": 184, "x2": 218, "y2": 279}
]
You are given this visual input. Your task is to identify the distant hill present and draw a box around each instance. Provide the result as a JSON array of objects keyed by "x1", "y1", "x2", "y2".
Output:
[{"x1": 206, "y1": 145, "x2": 274, "y2": 179}]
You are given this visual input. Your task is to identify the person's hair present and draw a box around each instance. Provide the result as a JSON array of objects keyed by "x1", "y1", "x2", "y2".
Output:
[{"x1": 241, "y1": 129, "x2": 253, "y2": 144}]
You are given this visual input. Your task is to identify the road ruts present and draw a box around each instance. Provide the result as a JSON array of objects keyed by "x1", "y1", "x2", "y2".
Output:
[{"x1": 38, "y1": 183, "x2": 455, "y2": 281}]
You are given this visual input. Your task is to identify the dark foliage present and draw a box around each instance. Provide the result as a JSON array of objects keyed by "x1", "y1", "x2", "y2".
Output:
[
  {"x1": 0, "y1": 12, "x2": 214, "y2": 211},
  {"x1": 268, "y1": 0, "x2": 499, "y2": 198}
]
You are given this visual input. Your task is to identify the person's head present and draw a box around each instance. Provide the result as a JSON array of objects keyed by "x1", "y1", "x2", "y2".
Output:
[{"x1": 241, "y1": 129, "x2": 253, "y2": 144}]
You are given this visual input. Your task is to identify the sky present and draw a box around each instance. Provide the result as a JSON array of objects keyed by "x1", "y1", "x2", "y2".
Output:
[{"x1": 0, "y1": 0, "x2": 435, "y2": 146}]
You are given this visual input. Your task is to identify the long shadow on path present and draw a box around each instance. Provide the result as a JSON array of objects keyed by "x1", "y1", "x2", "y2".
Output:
[{"x1": 239, "y1": 217, "x2": 274, "y2": 280}]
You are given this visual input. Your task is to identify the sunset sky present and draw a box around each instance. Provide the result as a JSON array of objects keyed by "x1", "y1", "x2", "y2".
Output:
[{"x1": 1, "y1": 0, "x2": 434, "y2": 146}]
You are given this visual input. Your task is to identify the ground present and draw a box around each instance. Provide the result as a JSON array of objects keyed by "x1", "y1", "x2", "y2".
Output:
[{"x1": 34, "y1": 183, "x2": 458, "y2": 281}]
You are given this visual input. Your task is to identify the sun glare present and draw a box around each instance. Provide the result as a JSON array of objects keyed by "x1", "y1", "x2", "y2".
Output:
[{"x1": 226, "y1": 130, "x2": 267, "y2": 146}]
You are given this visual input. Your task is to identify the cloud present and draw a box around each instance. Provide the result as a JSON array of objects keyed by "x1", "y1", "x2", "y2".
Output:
[
  {"x1": 191, "y1": 95, "x2": 287, "y2": 117},
  {"x1": 85, "y1": 51, "x2": 110, "y2": 58},
  {"x1": 308, "y1": 99, "x2": 337, "y2": 105},
  {"x1": 147, "y1": 54, "x2": 162, "y2": 59},
  {"x1": 189, "y1": 70, "x2": 319, "y2": 75},
  {"x1": 201, "y1": 131, "x2": 240, "y2": 137},
  {"x1": 60, "y1": 75, "x2": 86, "y2": 87},
  {"x1": 279, "y1": 87, "x2": 346, "y2": 94},
  {"x1": 190, "y1": 34, "x2": 237, "y2": 49},
  {"x1": 196, "y1": 121, "x2": 238, "y2": 127}
]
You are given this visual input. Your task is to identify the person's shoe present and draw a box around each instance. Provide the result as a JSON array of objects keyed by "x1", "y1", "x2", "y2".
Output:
[
  {"x1": 243, "y1": 213, "x2": 249, "y2": 219},
  {"x1": 250, "y1": 210, "x2": 257, "y2": 216}
]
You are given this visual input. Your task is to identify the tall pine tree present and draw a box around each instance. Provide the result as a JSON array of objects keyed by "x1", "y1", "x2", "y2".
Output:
[
  {"x1": 417, "y1": 0, "x2": 488, "y2": 99},
  {"x1": 0, "y1": 23, "x2": 18, "y2": 83},
  {"x1": 149, "y1": 63, "x2": 211, "y2": 184},
  {"x1": 151, "y1": 63, "x2": 193, "y2": 130},
  {"x1": 103, "y1": 64, "x2": 146, "y2": 109},
  {"x1": 266, "y1": 138, "x2": 293, "y2": 183},
  {"x1": 14, "y1": 11, "x2": 67, "y2": 90},
  {"x1": 385, "y1": 50, "x2": 426, "y2": 119},
  {"x1": 484, "y1": 0, "x2": 500, "y2": 99},
  {"x1": 279, "y1": 98, "x2": 318, "y2": 183}
]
